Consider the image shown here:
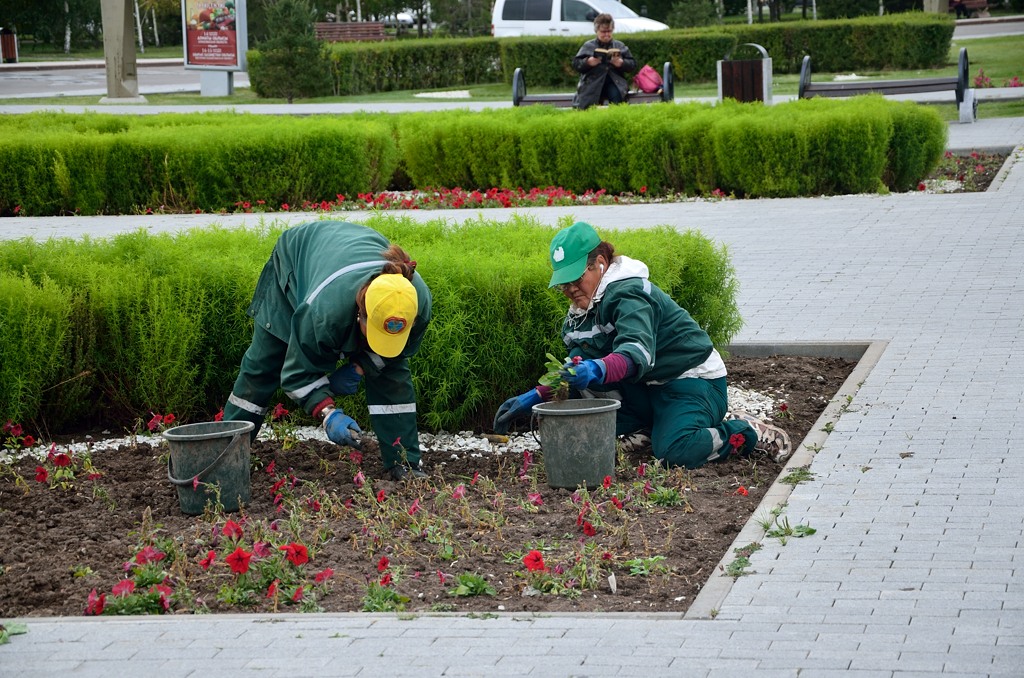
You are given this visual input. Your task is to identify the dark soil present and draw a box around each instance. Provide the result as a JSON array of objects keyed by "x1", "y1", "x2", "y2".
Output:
[{"x1": 0, "y1": 355, "x2": 854, "y2": 618}]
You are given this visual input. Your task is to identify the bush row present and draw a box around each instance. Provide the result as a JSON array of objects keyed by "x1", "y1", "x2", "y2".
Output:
[
  {"x1": 0, "y1": 217, "x2": 741, "y2": 436},
  {"x1": 0, "y1": 113, "x2": 398, "y2": 216},
  {"x1": 0, "y1": 97, "x2": 946, "y2": 216},
  {"x1": 279, "y1": 13, "x2": 953, "y2": 96}
]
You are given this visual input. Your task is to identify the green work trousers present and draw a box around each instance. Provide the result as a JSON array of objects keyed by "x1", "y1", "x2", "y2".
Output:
[{"x1": 613, "y1": 376, "x2": 758, "y2": 469}]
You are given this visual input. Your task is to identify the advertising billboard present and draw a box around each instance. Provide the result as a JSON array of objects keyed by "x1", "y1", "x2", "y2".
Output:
[{"x1": 182, "y1": 0, "x2": 248, "y2": 70}]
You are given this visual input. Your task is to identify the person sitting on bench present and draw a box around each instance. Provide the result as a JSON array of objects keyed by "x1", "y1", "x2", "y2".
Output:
[{"x1": 571, "y1": 13, "x2": 636, "y2": 110}]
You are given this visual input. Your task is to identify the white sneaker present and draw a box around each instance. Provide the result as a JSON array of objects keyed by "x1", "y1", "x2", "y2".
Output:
[
  {"x1": 618, "y1": 432, "x2": 651, "y2": 454},
  {"x1": 728, "y1": 412, "x2": 792, "y2": 463}
]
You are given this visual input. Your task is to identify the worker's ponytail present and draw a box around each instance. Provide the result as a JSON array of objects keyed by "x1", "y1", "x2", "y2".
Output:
[{"x1": 380, "y1": 244, "x2": 416, "y2": 280}]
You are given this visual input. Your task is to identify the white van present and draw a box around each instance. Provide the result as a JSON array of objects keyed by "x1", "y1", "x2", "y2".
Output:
[{"x1": 491, "y1": 0, "x2": 669, "y2": 38}]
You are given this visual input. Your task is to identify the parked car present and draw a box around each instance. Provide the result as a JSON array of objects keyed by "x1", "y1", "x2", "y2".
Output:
[
  {"x1": 383, "y1": 12, "x2": 415, "y2": 28},
  {"x1": 491, "y1": 0, "x2": 668, "y2": 38}
]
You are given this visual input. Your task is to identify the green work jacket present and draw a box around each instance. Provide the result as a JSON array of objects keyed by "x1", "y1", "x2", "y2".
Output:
[{"x1": 560, "y1": 256, "x2": 712, "y2": 385}]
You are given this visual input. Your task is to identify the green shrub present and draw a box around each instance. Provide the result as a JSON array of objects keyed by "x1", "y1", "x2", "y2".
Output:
[
  {"x1": 0, "y1": 218, "x2": 741, "y2": 435},
  {"x1": 0, "y1": 113, "x2": 399, "y2": 215},
  {"x1": 0, "y1": 273, "x2": 73, "y2": 426}
]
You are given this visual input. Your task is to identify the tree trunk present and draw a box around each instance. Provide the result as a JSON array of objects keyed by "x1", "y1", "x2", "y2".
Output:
[
  {"x1": 151, "y1": 8, "x2": 160, "y2": 47},
  {"x1": 134, "y1": 0, "x2": 144, "y2": 53},
  {"x1": 64, "y1": 2, "x2": 71, "y2": 53}
]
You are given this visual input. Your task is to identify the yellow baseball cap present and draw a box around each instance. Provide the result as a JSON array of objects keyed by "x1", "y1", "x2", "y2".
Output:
[{"x1": 365, "y1": 274, "x2": 418, "y2": 358}]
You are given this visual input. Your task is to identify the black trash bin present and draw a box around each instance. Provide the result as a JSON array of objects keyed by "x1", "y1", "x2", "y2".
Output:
[
  {"x1": 0, "y1": 27, "x2": 18, "y2": 64},
  {"x1": 717, "y1": 43, "x2": 772, "y2": 104}
]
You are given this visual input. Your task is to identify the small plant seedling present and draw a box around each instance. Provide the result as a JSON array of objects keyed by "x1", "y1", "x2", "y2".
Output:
[
  {"x1": 538, "y1": 353, "x2": 573, "y2": 400},
  {"x1": 624, "y1": 555, "x2": 668, "y2": 576},
  {"x1": 361, "y1": 582, "x2": 410, "y2": 612},
  {"x1": 780, "y1": 467, "x2": 814, "y2": 485},
  {"x1": 449, "y1": 573, "x2": 497, "y2": 597},
  {"x1": 648, "y1": 486, "x2": 683, "y2": 507},
  {"x1": 723, "y1": 543, "x2": 761, "y2": 577},
  {"x1": 822, "y1": 422, "x2": 835, "y2": 433}
]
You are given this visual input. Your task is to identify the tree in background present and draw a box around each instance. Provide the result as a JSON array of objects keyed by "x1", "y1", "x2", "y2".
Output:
[
  {"x1": 665, "y1": 0, "x2": 721, "y2": 27},
  {"x1": 247, "y1": 0, "x2": 333, "y2": 102}
]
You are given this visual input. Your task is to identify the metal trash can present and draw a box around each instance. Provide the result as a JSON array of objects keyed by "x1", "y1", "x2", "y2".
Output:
[
  {"x1": 0, "y1": 27, "x2": 18, "y2": 64},
  {"x1": 717, "y1": 42, "x2": 772, "y2": 104}
]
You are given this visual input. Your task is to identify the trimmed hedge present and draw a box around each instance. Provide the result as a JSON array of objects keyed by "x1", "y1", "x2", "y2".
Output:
[
  {"x1": 0, "y1": 97, "x2": 946, "y2": 215},
  {"x1": 272, "y1": 13, "x2": 954, "y2": 96},
  {"x1": 395, "y1": 98, "x2": 946, "y2": 197},
  {"x1": 0, "y1": 113, "x2": 398, "y2": 216},
  {"x1": 0, "y1": 218, "x2": 741, "y2": 436}
]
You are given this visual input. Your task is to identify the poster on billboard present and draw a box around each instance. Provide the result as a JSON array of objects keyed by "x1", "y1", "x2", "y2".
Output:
[{"x1": 182, "y1": 0, "x2": 248, "y2": 70}]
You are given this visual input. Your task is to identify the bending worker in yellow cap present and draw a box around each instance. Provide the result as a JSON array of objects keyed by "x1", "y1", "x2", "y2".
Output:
[{"x1": 222, "y1": 221, "x2": 432, "y2": 481}]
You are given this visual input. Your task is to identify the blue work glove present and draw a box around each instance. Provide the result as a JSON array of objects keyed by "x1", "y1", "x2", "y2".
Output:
[
  {"x1": 559, "y1": 359, "x2": 606, "y2": 390},
  {"x1": 323, "y1": 407, "x2": 362, "y2": 449},
  {"x1": 328, "y1": 362, "x2": 363, "y2": 396},
  {"x1": 493, "y1": 389, "x2": 544, "y2": 434}
]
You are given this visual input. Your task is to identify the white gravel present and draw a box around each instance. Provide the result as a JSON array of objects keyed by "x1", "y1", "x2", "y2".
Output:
[{"x1": 1, "y1": 386, "x2": 777, "y2": 464}]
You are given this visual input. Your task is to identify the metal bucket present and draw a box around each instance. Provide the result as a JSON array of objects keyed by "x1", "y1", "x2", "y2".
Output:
[
  {"x1": 165, "y1": 420, "x2": 253, "y2": 514},
  {"x1": 532, "y1": 398, "x2": 621, "y2": 490}
]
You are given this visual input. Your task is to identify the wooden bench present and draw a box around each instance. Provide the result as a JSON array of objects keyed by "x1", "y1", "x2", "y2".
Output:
[
  {"x1": 313, "y1": 22, "x2": 393, "y2": 42},
  {"x1": 948, "y1": 0, "x2": 990, "y2": 18},
  {"x1": 512, "y1": 62, "x2": 674, "y2": 107},
  {"x1": 799, "y1": 47, "x2": 970, "y2": 108}
]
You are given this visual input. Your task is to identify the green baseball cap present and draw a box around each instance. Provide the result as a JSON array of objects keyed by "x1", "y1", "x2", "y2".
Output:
[{"x1": 548, "y1": 221, "x2": 601, "y2": 287}]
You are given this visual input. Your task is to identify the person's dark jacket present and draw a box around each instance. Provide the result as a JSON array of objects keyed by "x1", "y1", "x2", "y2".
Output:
[{"x1": 572, "y1": 37, "x2": 637, "y2": 110}]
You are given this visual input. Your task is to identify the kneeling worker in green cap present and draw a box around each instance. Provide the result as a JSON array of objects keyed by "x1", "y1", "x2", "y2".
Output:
[
  {"x1": 222, "y1": 221, "x2": 432, "y2": 481},
  {"x1": 493, "y1": 221, "x2": 791, "y2": 468}
]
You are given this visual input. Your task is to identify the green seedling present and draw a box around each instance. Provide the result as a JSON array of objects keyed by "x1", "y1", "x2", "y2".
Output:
[
  {"x1": 538, "y1": 353, "x2": 573, "y2": 400},
  {"x1": 624, "y1": 555, "x2": 668, "y2": 576},
  {"x1": 449, "y1": 573, "x2": 497, "y2": 597},
  {"x1": 780, "y1": 467, "x2": 814, "y2": 485}
]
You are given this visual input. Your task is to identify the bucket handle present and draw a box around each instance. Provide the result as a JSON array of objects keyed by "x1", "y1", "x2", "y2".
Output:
[
  {"x1": 529, "y1": 410, "x2": 541, "y2": 445},
  {"x1": 167, "y1": 431, "x2": 245, "y2": 487}
]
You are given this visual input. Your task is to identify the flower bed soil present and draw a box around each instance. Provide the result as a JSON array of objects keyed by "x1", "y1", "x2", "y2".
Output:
[{"x1": 0, "y1": 355, "x2": 854, "y2": 618}]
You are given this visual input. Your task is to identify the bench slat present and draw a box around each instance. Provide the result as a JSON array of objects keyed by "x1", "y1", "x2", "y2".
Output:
[{"x1": 314, "y1": 22, "x2": 393, "y2": 42}]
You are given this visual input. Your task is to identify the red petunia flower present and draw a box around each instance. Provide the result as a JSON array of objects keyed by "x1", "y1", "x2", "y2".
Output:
[
  {"x1": 214, "y1": 409, "x2": 224, "y2": 422},
  {"x1": 380, "y1": 573, "x2": 392, "y2": 586},
  {"x1": 729, "y1": 433, "x2": 746, "y2": 453},
  {"x1": 162, "y1": 413, "x2": 176, "y2": 425},
  {"x1": 271, "y1": 403, "x2": 289, "y2": 420},
  {"x1": 22, "y1": 435, "x2": 35, "y2": 448},
  {"x1": 376, "y1": 490, "x2": 386, "y2": 503},
  {"x1": 226, "y1": 547, "x2": 252, "y2": 574},
  {"x1": 35, "y1": 466, "x2": 48, "y2": 483},
  {"x1": 222, "y1": 519, "x2": 243, "y2": 539},
  {"x1": 85, "y1": 589, "x2": 105, "y2": 615},
  {"x1": 315, "y1": 568, "x2": 334, "y2": 584},
  {"x1": 523, "y1": 550, "x2": 546, "y2": 572},
  {"x1": 735, "y1": 486, "x2": 749, "y2": 496},
  {"x1": 292, "y1": 586, "x2": 304, "y2": 602},
  {"x1": 582, "y1": 521, "x2": 597, "y2": 537},
  {"x1": 377, "y1": 556, "x2": 390, "y2": 572},
  {"x1": 279, "y1": 542, "x2": 309, "y2": 566},
  {"x1": 199, "y1": 550, "x2": 216, "y2": 570},
  {"x1": 602, "y1": 475, "x2": 612, "y2": 489},
  {"x1": 51, "y1": 452, "x2": 72, "y2": 467},
  {"x1": 112, "y1": 579, "x2": 135, "y2": 597}
]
